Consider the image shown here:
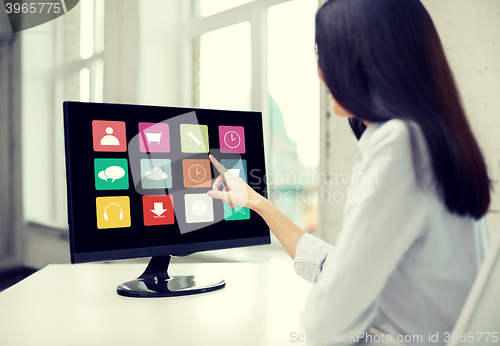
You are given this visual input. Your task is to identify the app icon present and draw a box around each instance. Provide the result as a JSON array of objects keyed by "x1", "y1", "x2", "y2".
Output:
[
  {"x1": 180, "y1": 124, "x2": 209, "y2": 153},
  {"x1": 138, "y1": 122, "x2": 170, "y2": 153},
  {"x1": 92, "y1": 120, "x2": 127, "y2": 152},
  {"x1": 94, "y1": 158, "x2": 129, "y2": 190},
  {"x1": 96, "y1": 196, "x2": 131, "y2": 229},
  {"x1": 220, "y1": 159, "x2": 247, "y2": 182},
  {"x1": 224, "y1": 204, "x2": 250, "y2": 221},
  {"x1": 143, "y1": 195, "x2": 175, "y2": 226},
  {"x1": 140, "y1": 159, "x2": 172, "y2": 189},
  {"x1": 182, "y1": 159, "x2": 211, "y2": 188},
  {"x1": 219, "y1": 126, "x2": 245, "y2": 153},
  {"x1": 184, "y1": 193, "x2": 214, "y2": 223}
]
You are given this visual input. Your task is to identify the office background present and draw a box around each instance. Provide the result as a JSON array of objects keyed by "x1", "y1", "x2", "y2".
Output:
[{"x1": 0, "y1": 0, "x2": 499, "y2": 275}]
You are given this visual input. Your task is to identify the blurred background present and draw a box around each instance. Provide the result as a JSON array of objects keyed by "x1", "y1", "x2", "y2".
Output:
[{"x1": 0, "y1": 0, "x2": 499, "y2": 282}]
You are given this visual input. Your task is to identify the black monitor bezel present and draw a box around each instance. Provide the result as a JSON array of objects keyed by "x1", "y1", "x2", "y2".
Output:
[{"x1": 63, "y1": 101, "x2": 270, "y2": 264}]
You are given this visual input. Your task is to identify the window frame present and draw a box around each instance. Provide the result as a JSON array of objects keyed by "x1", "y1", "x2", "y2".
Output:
[{"x1": 182, "y1": 0, "x2": 328, "y2": 242}]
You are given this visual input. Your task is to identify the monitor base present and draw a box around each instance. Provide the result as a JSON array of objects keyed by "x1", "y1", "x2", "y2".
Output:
[{"x1": 116, "y1": 256, "x2": 225, "y2": 298}]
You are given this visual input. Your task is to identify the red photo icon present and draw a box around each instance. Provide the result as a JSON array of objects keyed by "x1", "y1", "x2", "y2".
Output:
[
  {"x1": 92, "y1": 120, "x2": 127, "y2": 152},
  {"x1": 142, "y1": 195, "x2": 175, "y2": 226}
]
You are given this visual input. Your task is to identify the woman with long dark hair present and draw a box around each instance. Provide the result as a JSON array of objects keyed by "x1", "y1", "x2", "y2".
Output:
[{"x1": 207, "y1": 0, "x2": 491, "y2": 343}]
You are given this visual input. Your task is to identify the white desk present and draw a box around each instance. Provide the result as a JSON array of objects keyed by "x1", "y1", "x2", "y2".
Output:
[{"x1": 0, "y1": 263, "x2": 312, "y2": 346}]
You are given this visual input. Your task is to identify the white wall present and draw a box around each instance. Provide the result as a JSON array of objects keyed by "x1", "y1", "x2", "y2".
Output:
[
  {"x1": 324, "y1": 0, "x2": 500, "y2": 244},
  {"x1": 425, "y1": 0, "x2": 500, "y2": 234}
]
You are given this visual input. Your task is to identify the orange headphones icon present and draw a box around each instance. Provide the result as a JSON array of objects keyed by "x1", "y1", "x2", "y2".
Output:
[{"x1": 104, "y1": 203, "x2": 124, "y2": 221}]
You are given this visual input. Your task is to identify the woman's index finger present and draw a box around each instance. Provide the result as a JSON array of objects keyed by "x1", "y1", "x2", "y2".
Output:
[{"x1": 209, "y1": 154, "x2": 228, "y2": 181}]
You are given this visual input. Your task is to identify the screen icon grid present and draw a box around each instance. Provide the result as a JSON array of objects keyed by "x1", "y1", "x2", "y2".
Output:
[{"x1": 91, "y1": 118, "x2": 249, "y2": 231}]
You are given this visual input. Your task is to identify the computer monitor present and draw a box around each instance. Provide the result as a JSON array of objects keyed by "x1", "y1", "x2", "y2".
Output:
[{"x1": 63, "y1": 101, "x2": 270, "y2": 297}]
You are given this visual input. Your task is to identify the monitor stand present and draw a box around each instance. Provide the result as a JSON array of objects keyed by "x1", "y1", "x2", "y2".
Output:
[{"x1": 116, "y1": 256, "x2": 226, "y2": 298}]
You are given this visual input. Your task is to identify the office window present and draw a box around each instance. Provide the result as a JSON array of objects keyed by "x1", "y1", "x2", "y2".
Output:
[
  {"x1": 22, "y1": 0, "x2": 105, "y2": 227},
  {"x1": 62, "y1": 0, "x2": 105, "y2": 103},
  {"x1": 55, "y1": 0, "x2": 105, "y2": 226},
  {"x1": 190, "y1": 0, "x2": 321, "y2": 236},
  {"x1": 267, "y1": 0, "x2": 320, "y2": 233},
  {"x1": 194, "y1": 22, "x2": 252, "y2": 110}
]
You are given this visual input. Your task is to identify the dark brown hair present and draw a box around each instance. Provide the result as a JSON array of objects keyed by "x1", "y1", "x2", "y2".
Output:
[{"x1": 316, "y1": 0, "x2": 491, "y2": 219}]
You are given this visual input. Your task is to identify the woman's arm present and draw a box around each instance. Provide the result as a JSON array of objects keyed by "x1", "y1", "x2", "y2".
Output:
[
  {"x1": 207, "y1": 154, "x2": 305, "y2": 259},
  {"x1": 253, "y1": 198, "x2": 305, "y2": 259}
]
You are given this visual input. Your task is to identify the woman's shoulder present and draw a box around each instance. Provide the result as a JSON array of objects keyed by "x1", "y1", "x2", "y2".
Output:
[
  {"x1": 368, "y1": 118, "x2": 414, "y2": 145},
  {"x1": 364, "y1": 119, "x2": 427, "y2": 156},
  {"x1": 360, "y1": 118, "x2": 432, "y2": 174}
]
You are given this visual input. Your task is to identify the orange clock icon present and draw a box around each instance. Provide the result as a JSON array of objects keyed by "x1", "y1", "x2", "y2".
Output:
[
  {"x1": 182, "y1": 159, "x2": 212, "y2": 188},
  {"x1": 188, "y1": 164, "x2": 207, "y2": 183}
]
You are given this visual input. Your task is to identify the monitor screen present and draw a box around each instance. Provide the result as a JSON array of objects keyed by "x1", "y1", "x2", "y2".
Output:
[{"x1": 64, "y1": 102, "x2": 270, "y2": 263}]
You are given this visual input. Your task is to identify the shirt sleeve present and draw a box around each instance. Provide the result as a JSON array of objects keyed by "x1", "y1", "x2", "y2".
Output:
[
  {"x1": 300, "y1": 120, "x2": 430, "y2": 344},
  {"x1": 294, "y1": 232, "x2": 335, "y2": 284}
]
